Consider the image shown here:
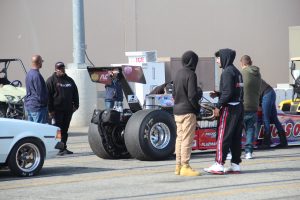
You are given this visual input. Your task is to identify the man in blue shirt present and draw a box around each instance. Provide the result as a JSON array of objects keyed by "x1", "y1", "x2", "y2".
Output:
[
  {"x1": 24, "y1": 55, "x2": 48, "y2": 123},
  {"x1": 105, "y1": 69, "x2": 123, "y2": 109}
]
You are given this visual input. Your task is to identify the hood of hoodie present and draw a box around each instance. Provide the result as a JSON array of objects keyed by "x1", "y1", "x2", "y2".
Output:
[
  {"x1": 219, "y1": 48, "x2": 236, "y2": 69},
  {"x1": 181, "y1": 50, "x2": 198, "y2": 71},
  {"x1": 243, "y1": 65, "x2": 260, "y2": 76}
]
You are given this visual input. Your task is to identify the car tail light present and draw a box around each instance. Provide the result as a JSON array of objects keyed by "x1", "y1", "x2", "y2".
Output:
[{"x1": 56, "y1": 129, "x2": 62, "y2": 139}]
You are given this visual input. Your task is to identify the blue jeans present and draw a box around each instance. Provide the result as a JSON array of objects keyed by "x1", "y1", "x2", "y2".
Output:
[
  {"x1": 27, "y1": 107, "x2": 48, "y2": 124},
  {"x1": 105, "y1": 99, "x2": 114, "y2": 109},
  {"x1": 262, "y1": 89, "x2": 284, "y2": 135},
  {"x1": 244, "y1": 112, "x2": 257, "y2": 153}
]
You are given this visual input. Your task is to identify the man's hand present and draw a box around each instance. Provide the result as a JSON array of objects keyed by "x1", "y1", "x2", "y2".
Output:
[
  {"x1": 213, "y1": 108, "x2": 220, "y2": 118},
  {"x1": 73, "y1": 106, "x2": 78, "y2": 112},
  {"x1": 209, "y1": 91, "x2": 220, "y2": 99},
  {"x1": 49, "y1": 112, "x2": 55, "y2": 118},
  {"x1": 258, "y1": 106, "x2": 262, "y2": 111}
]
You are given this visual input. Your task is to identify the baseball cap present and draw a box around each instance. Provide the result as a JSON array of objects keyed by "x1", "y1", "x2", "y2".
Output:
[{"x1": 55, "y1": 62, "x2": 65, "y2": 69}]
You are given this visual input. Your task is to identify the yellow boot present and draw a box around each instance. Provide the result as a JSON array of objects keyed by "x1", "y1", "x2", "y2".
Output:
[
  {"x1": 180, "y1": 164, "x2": 201, "y2": 176},
  {"x1": 175, "y1": 165, "x2": 181, "y2": 175}
]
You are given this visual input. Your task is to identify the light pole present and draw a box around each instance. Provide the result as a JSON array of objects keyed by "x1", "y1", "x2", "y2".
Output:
[{"x1": 67, "y1": 0, "x2": 97, "y2": 127}]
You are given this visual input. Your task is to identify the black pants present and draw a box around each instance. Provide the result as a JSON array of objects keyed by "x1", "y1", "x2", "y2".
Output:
[
  {"x1": 215, "y1": 104, "x2": 244, "y2": 165},
  {"x1": 54, "y1": 111, "x2": 73, "y2": 149}
]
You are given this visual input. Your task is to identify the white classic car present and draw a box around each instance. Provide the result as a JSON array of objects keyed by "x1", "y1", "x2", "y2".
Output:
[{"x1": 0, "y1": 118, "x2": 63, "y2": 176}]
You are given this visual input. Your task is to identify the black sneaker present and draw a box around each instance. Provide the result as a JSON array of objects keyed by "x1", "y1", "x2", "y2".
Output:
[
  {"x1": 64, "y1": 149, "x2": 73, "y2": 154},
  {"x1": 257, "y1": 144, "x2": 271, "y2": 150},
  {"x1": 57, "y1": 149, "x2": 65, "y2": 156},
  {"x1": 274, "y1": 143, "x2": 288, "y2": 148}
]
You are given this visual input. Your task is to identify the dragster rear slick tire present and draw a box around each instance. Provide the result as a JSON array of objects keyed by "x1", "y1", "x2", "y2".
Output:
[
  {"x1": 88, "y1": 123, "x2": 130, "y2": 159},
  {"x1": 124, "y1": 109, "x2": 176, "y2": 161}
]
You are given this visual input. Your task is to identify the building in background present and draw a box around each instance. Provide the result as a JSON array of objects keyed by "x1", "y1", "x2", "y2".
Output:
[{"x1": 1, "y1": 0, "x2": 300, "y2": 125}]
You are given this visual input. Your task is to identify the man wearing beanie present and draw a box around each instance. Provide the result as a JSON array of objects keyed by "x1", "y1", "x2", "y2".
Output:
[
  {"x1": 46, "y1": 62, "x2": 79, "y2": 156},
  {"x1": 204, "y1": 48, "x2": 244, "y2": 174},
  {"x1": 173, "y1": 50, "x2": 202, "y2": 176}
]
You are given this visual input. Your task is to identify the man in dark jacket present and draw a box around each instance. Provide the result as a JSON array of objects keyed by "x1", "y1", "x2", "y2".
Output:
[
  {"x1": 46, "y1": 62, "x2": 79, "y2": 155},
  {"x1": 173, "y1": 50, "x2": 202, "y2": 176},
  {"x1": 259, "y1": 79, "x2": 287, "y2": 148},
  {"x1": 204, "y1": 48, "x2": 244, "y2": 174}
]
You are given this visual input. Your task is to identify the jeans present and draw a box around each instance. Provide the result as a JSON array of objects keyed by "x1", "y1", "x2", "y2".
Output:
[
  {"x1": 244, "y1": 112, "x2": 257, "y2": 153},
  {"x1": 262, "y1": 89, "x2": 285, "y2": 135},
  {"x1": 105, "y1": 99, "x2": 114, "y2": 109},
  {"x1": 27, "y1": 107, "x2": 48, "y2": 124}
]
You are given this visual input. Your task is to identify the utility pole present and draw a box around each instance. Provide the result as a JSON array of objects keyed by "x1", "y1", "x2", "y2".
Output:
[
  {"x1": 67, "y1": 0, "x2": 97, "y2": 127},
  {"x1": 72, "y1": 0, "x2": 85, "y2": 67}
]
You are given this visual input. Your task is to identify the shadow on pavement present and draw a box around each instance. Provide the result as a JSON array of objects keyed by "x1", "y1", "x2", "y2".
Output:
[{"x1": 0, "y1": 166, "x2": 114, "y2": 180}]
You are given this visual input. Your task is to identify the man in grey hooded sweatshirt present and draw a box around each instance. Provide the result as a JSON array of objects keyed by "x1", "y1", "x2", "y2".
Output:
[{"x1": 240, "y1": 55, "x2": 261, "y2": 159}]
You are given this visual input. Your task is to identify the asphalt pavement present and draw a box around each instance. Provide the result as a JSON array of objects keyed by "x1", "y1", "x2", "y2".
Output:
[{"x1": 0, "y1": 126, "x2": 300, "y2": 200}]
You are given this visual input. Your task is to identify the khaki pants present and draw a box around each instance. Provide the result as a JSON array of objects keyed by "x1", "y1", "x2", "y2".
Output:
[{"x1": 175, "y1": 113, "x2": 196, "y2": 165}]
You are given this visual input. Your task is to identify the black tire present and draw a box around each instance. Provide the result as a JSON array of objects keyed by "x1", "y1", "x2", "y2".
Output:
[
  {"x1": 124, "y1": 110, "x2": 176, "y2": 161},
  {"x1": 8, "y1": 138, "x2": 45, "y2": 177},
  {"x1": 281, "y1": 103, "x2": 291, "y2": 112},
  {"x1": 0, "y1": 103, "x2": 7, "y2": 118},
  {"x1": 88, "y1": 123, "x2": 130, "y2": 159}
]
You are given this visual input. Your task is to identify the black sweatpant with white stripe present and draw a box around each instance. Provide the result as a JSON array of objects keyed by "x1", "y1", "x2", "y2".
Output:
[{"x1": 215, "y1": 104, "x2": 244, "y2": 165}]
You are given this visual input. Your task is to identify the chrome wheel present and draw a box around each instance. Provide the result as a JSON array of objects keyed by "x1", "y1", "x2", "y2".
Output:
[
  {"x1": 15, "y1": 143, "x2": 41, "y2": 172},
  {"x1": 149, "y1": 122, "x2": 171, "y2": 149}
]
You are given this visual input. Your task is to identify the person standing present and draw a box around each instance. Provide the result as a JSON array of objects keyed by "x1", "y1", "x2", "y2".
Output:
[
  {"x1": 240, "y1": 55, "x2": 261, "y2": 159},
  {"x1": 173, "y1": 50, "x2": 201, "y2": 176},
  {"x1": 46, "y1": 62, "x2": 79, "y2": 155},
  {"x1": 259, "y1": 79, "x2": 287, "y2": 148},
  {"x1": 24, "y1": 55, "x2": 48, "y2": 123},
  {"x1": 104, "y1": 69, "x2": 123, "y2": 109},
  {"x1": 204, "y1": 48, "x2": 244, "y2": 174}
]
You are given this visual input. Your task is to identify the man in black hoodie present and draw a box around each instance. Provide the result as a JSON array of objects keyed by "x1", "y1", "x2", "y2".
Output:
[
  {"x1": 204, "y1": 48, "x2": 244, "y2": 174},
  {"x1": 46, "y1": 62, "x2": 79, "y2": 156},
  {"x1": 173, "y1": 51, "x2": 202, "y2": 176}
]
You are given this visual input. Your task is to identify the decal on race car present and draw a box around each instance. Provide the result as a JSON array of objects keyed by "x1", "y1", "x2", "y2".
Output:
[{"x1": 128, "y1": 95, "x2": 139, "y2": 104}]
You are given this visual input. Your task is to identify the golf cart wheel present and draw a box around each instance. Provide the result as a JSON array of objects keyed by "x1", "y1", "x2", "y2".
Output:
[
  {"x1": 124, "y1": 110, "x2": 176, "y2": 161},
  {"x1": 8, "y1": 138, "x2": 45, "y2": 177},
  {"x1": 88, "y1": 123, "x2": 130, "y2": 159}
]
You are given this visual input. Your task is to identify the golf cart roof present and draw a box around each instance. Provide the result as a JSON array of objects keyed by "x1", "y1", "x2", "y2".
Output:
[
  {"x1": 291, "y1": 57, "x2": 300, "y2": 62},
  {"x1": 0, "y1": 58, "x2": 27, "y2": 75},
  {"x1": 0, "y1": 59, "x2": 22, "y2": 63}
]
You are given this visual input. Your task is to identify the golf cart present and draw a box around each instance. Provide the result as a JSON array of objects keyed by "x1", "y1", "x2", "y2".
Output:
[
  {"x1": 279, "y1": 57, "x2": 300, "y2": 114},
  {"x1": 87, "y1": 65, "x2": 215, "y2": 161},
  {"x1": 0, "y1": 59, "x2": 27, "y2": 119}
]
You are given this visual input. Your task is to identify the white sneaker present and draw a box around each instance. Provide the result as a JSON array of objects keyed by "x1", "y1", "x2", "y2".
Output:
[
  {"x1": 204, "y1": 162, "x2": 225, "y2": 175},
  {"x1": 245, "y1": 152, "x2": 253, "y2": 159},
  {"x1": 226, "y1": 152, "x2": 232, "y2": 160},
  {"x1": 225, "y1": 163, "x2": 241, "y2": 174}
]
